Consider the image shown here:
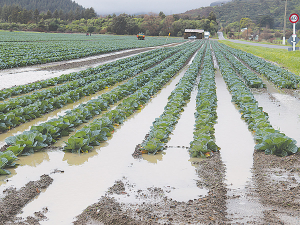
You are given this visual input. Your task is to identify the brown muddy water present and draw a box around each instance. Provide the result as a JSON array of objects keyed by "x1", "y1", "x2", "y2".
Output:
[
  {"x1": 214, "y1": 69, "x2": 264, "y2": 223},
  {"x1": 0, "y1": 53, "x2": 207, "y2": 224}
]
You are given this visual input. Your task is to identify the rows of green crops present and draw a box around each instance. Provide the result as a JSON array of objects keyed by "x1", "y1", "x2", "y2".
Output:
[
  {"x1": 1, "y1": 39, "x2": 299, "y2": 175},
  {"x1": 0, "y1": 32, "x2": 186, "y2": 70},
  {"x1": 0, "y1": 41, "x2": 201, "y2": 174},
  {"x1": 212, "y1": 41, "x2": 298, "y2": 157}
]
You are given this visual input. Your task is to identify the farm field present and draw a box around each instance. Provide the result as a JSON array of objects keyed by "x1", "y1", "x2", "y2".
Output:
[{"x1": 0, "y1": 34, "x2": 300, "y2": 224}]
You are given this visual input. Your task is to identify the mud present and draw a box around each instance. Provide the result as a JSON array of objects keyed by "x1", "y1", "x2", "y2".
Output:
[
  {"x1": 38, "y1": 48, "x2": 151, "y2": 71},
  {"x1": 74, "y1": 152, "x2": 227, "y2": 225},
  {"x1": 0, "y1": 174, "x2": 53, "y2": 224},
  {"x1": 0, "y1": 149, "x2": 300, "y2": 224}
]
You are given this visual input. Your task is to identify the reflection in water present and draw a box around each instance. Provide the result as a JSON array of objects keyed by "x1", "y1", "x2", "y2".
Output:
[
  {"x1": 142, "y1": 152, "x2": 165, "y2": 164},
  {"x1": 62, "y1": 143, "x2": 106, "y2": 166}
]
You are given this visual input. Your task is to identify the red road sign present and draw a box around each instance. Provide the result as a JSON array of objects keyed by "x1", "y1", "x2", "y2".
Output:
[{"x1": 289, "y1": 13, "x2": 299, "y2": 23}]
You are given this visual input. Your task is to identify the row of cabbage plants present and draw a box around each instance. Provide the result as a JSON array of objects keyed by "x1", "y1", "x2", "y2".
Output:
[
  {"x1": 62, "y1": 42, "x2": 203, "y2": 153},
  {"x1": 0, "y1": 34, "x2": 186, "y2": 69},
  {"x1": 0, "y1": 48, "x2": 182, "y2": 132},
  {"x1": 139, "y1": 43, "x2": 206, "y2": 154},
  {"x1": 213, "y1": 43, "x2": 265, "y2": 88},
  {"x1": 0, "y1": 48, "x2": 160, "y2": 101},
  {"x1": 212, "y1": 42, "x2": 299, "y2": 156},
  {"x1": 189, "y1": 45, "x2": 220, "y2": 158},
  {"x1": 217, "y1": 42, "x2": 300, "y2": 89},
  {"x1": 0, "y1": 49, "x2": 165, "y2": 112},
  {"x1": 3, "y1": 41, "x2": 200, "y2": 161}
]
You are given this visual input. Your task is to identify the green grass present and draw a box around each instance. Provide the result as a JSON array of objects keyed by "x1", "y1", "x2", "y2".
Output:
[{"x1": 219, "y1": 40, "x2": 300, "y2": 76}]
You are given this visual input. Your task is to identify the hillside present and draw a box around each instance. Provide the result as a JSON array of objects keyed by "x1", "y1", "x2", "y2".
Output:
[
  {"x1": 0, "y1": 0, "x2": 84, "y2": 13},
  {"x1": 181, "y1": 0, "x2": 300, "y2": 29}
]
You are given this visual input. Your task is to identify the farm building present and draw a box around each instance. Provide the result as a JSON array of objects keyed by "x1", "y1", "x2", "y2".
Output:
[{"x1": 184, "y1": 29, "x2": 204, "y2": 39}]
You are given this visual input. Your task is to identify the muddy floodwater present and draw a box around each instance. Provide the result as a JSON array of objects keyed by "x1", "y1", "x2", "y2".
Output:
[
  {"x1": 0, "y1": 54, "x2": 208, "y2": 223},
  {"x1": 1, "y1": 43, "x2": 300, "y2": 224}
]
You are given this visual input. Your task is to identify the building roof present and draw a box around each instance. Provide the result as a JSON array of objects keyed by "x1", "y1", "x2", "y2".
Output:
[{"x1": 184, "y1": 29, "x2": 204, "y2": 33}]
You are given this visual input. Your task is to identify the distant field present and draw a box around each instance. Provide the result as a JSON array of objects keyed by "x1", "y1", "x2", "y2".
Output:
[
  {"x1": 0, "y1": 31, "x2": 186, "y2": 69},
  {"x1": 219, "y1": 40, "x2": 300, "y2": 76}
]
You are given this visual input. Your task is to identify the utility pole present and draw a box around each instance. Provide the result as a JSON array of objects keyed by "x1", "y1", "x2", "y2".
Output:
[{"x1": 282, "y1": 0, "x2": 291, "y2": 45}]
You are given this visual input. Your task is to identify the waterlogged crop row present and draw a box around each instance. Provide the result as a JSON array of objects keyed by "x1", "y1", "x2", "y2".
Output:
[
  {"x1": 62, "y1": 42, "x2": 203, "y2": 153},
  {"x1": 0, "y1": 48, "x2": 160, "y2": 100},
  {"x1": 0, "y1": 49, "x2": 179, "y2": 132},
  {"x1": 213, "y1": 43, "x2": 265, "y2": 88},
  {"x1": 139, "y1": 43, "x2": 206, "y2": 154},
  {"x1": 0, "y1": 33, "x2": 186, "y2": 70},
  {"x1": 2, "y1": 41, "x2": 200, "y2": 164},
  {"x1": 218, "y1": 42, "x2": 300, "y2": 89},
  {"x1": 189, "y1": 45, "x2": 219, "y2": 158},
  {"x1": 212, "y1": 44, "x2": 299, "y2": 157},
  {"x1": 0, "y1": 49, "x2": 165, "y2": 112}
]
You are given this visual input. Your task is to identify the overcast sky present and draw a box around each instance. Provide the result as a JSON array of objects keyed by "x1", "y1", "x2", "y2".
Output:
[{"x1": 74, "y1": 0, "x2": 219, "y2": 16}]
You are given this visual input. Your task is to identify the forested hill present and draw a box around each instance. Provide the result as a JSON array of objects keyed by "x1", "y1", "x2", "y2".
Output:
[
  {"x1": 0, "y1": 0, "x2": 84, "y2": 13},
  {"x1": 181, "y1": 0, "x2": 300, "y2": 29}
]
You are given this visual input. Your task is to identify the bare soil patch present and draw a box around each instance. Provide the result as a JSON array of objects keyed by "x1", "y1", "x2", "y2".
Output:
[{"x1": 0, "y1": 174, "x2": 53, "y2": 224}]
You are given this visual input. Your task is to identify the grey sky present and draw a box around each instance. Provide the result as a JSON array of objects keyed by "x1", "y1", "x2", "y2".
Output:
[{"x1": 74, "y1": 0, "x2": 218, "y2": 16}]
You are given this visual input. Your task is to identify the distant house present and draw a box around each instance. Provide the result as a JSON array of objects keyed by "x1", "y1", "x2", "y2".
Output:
[{"x1": 184, "y1": 29, "x2": 204, "y2": 39}]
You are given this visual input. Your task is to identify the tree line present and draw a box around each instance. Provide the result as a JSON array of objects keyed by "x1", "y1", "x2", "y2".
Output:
[
  {"x1": 0, "y1": 5, "x2": 96, "y2": 24},
  {"x1": 0, "y1": 5, "x2": 218, "y2": 37}
]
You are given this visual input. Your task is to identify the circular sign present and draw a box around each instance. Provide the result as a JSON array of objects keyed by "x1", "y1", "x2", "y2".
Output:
[{"x1": 289, "y1": 13, "x2": 299, "y2": 23}]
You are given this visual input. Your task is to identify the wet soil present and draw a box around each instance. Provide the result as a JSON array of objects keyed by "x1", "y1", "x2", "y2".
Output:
[
  {"x1": 72, "y1": 150, "x2": 300, "y2": 225},
  {"x1": 74, "y1": 152, "x2": 228, "y2": 225},
  {"x1": 0, "y1": 150, "x2": 300, "y2": 224},
  {"x1": 0, "y1": 174, "x2": 53, "y2": 224},
  {"x1": 38, "y1": 48, "x2": 151, "y2": 71}
]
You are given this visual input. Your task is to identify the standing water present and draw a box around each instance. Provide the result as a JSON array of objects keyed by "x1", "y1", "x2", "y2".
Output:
[
  {"x1": 214, "y1": 67, "x2": 264, "y2": 222},
  {"x1": 1, "y1": 53, "x2": 207, "y2": 224}
]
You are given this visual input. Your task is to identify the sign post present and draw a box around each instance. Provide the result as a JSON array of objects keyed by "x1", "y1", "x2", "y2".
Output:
[{"x1": 289, "y1": 13, "x2": 299, "y2": 51}]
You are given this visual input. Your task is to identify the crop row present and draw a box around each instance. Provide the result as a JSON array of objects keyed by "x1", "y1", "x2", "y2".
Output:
[
  {"x1": 0, "y1": 34, "x2": 186, "y2": 70},
  {"x1": 139, "y1": 43, "x2": 206, "y2": 154},
  {"x1": 0, "y1": 49, "x2": 166, "y2": 113},
  {"x1": 189, "y1": 45, "x2": 219, "y2": 158},
  {"x1": 2, "y1": 41, "x2": 201, "y2": 165},
  {"x1": 212, "y1": 42, "x2": 299, "y2": 157},
  {"x1": 0, "y1": 49, "x2": 178, "y2": 132},
  {"x1": 213, "y1": 43, "x2": 265, "y2": 88},
  {"x1": 217, "y1": 42, "x2": 300, "y2": 89},
  {"x1": 62, "y1": 41, "x2": 203, "y2": 153},
  {"x1": 0, "y1": 48, "x2": 160, "y2": 101}
]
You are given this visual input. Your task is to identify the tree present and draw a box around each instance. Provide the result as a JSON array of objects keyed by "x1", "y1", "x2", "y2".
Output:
[
  {"x1": 110, "y1": 13, "x2": 128, "y2": 34},
  {"x1": 141, "y1": 14, "x2": 160, "y2": 36},
  {"x1": 159, "y1": 11, "x2": 166, "y2": 19},
  {"x1": 207, "y1": 11, "x2": 217, "y2": 22},
  {"x1": 257, "y1": 15, "x2": 274, "y2": 29},
  {"x1": 34, "y1": 8, "x2": 39, "y2": 23},
  {"x1": 87, "y1": 26, "x2": 95, "y2": 33},
  {"x1": 240, "y1": 17, "x2": 252, "y2": 29},
  {"x1": 53, "y1": 9, "x2": 59, "y2": 19},
  {"x1": 84, "y1": 7, "x2": 96, "y2": 19}
]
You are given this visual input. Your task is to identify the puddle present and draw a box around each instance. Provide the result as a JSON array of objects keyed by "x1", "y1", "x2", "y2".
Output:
[
  {"x1": 253, "y1": 91, "x2": 300, "y2": 146},
  {"x1": 214, "y1": 69, "x2": 255, "y2": 188},
  {"x1": 0, "y1": 56, "x2": 205, "y2": 224},
  {"x1": 214, "y1": 68, "x2": 264, "y2": 223}
]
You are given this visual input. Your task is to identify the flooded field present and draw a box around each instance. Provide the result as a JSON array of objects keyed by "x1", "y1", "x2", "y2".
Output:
[{"x1": 1, "y1": 40, "x2": 300, "y2": 224}]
